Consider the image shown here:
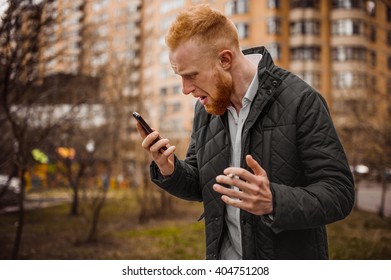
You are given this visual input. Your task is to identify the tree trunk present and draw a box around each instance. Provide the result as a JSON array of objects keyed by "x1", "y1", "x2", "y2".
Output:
[
  {"x1": 353, "y1": 170, "x2": 359, "y2": 210},
  {"x1": 11, "y1": 168, "x2": 27, "y2": 260},
  {"x1": 85, "y1": 188, "x2": 107, "y2": 242},
  {"x1": 71, "y1": 182, "x2": 79, "y2": 216},
  {"x1": 379, "y1": 168, "x2": 388, "y2": 218}
]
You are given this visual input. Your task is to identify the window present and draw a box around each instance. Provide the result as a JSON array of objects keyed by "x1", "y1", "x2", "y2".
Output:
[
  {"x1": 290, "y1": 46, "x2": 320, "y2": 60},
  {"x1": 332, "y1": 0, "x2": 365, "y2": 9},
  {"x1": 297, "y1": 71, "x2": 321, "y2": 88},
  {"x1": 267, "y1": 42, "x2": 280, "y2": 60},
  {"x1": 387, "y1": 31, "x2": 391, "y2": 46},
  {"x1": 267, "y1": 0, "x2": 280, "y2": 9},
  {"x1": 160, "y1": 0, "x2": 184, "y2": 13},
  {"x1": 160, "y1": 104, "x2": 167, "y2": 115},
  {"x1": 332, "y1": 71, "x2": 367, "y2": 89},
  {"x1": 388, "y1": 56, "x2": 391, "y2": 70},
  {"x1": 291, "y1": 0, "x2": 319, "y2": 9},
  {"x1": 366, "y1": 0, "x2": 376, "y2": 16},
  {"x1": 369, "y1": 25, "x2": 376, "y2": 42},
  {"x1": 367, "y1": 75, "x2": 377, "y2": 91},
  {"x1": 173, "y1": 85, "x2": 181, "y2": 95},
  {"x1": 332, "y1": 46, "x2": 366, "y2": 62},
  {"x1": 160, "y1": 88, "x2": 167, "y2": 96},
  {"x1": 236, "y1": 22, "x2": 249, "y2": 39},
  {"x1": 290, "y1": 20, "x2": 320, "y2": 35},
  {"x1": 160, "y1": 51, "x2": 169, "y2": 64},
  {"x1": 267, "y1": 17, "x2": 281, "y2": 35},
  {"x1": 332, "y1": 19, "x2": 365, "y2": 36},
  {"x1": 226, "y1": 0, "x2": 249, "y2": 15},
  {"x1": 370, "y1": 50, "x2": 376, "y2": 67},
  {"x1": 172, "y1": 102, "x2": 181, "y2": 112},
  {"x1": 387, "y1": 5, "x2": 391, "y2": 22}
]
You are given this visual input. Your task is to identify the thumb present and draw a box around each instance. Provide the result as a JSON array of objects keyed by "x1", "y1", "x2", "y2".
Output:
[{"x1": 246, "y1": 155, "x2": 266, "y2": 176}]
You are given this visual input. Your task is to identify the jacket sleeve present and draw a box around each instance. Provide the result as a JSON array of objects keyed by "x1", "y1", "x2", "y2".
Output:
[
  {"x1": 150, "y1": 119, "x2": 202, "y2": 202},
  {"x1": 267, "y1": 90, "x2": 355, "y2": 234}
]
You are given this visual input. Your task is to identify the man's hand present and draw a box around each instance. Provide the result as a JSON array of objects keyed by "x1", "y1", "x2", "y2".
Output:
[
  {"x1": 136, "y1": 122, "x2": 175, "y2": 176},
  {"x1": 213, "y1": 155, "x2": 273, "y2": 216}
]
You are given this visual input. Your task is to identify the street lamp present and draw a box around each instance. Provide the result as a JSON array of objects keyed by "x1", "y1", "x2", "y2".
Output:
[{"x1": 85, "y1": 140, "x2": 95, "y2": 153}]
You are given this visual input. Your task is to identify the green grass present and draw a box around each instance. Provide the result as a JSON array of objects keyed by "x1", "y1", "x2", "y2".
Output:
[
  {"x1": 0, "y1": 189, "x2": 390, "y2": 259},
  {"x1": 327, "y1": 209, "x2": 391, "y2": 259}
]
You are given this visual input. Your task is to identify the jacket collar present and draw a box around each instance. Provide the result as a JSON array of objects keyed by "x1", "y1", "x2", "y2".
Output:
[
  {"x1": 242, "y1": 46, "x2": 275, "y2": 72},
  {"x1": 219, "y1": 46, "x2": 281, "y2": 132},
  {"x1": 241, "y1": 47, "x2": 282, "y2": 142}
]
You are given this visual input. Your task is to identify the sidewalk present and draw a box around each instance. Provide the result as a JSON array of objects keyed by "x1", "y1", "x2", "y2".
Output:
[
  {"x1": 355, "y1": 180, "x2": 391, "y2": 217},
  {"x1": 0, "y1": 194, "x2": 71, "y2": 214},
  {"x1": 1, "y1": 182, "x2": 390, "y2": 217}
]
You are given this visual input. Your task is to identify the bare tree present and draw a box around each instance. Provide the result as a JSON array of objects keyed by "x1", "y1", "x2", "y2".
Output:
[
  {"x1": 338, "y1": 96, "x2": 391, "y2": 216},
  {"x1": 0, "y1": 0, "x2": 64, "y2": 259}
]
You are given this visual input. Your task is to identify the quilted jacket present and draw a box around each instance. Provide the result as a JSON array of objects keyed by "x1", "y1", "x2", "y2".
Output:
[{"x1": 150, "y1": 46, "x2": 355, "y2": 259}]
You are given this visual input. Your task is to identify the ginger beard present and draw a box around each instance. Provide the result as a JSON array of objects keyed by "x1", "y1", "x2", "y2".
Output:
[{"x1": 204, "y1": 69, "x2": 233, "y2": 116}]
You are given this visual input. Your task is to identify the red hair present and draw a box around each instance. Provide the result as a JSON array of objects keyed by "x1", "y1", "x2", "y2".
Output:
[{"x1": 166, "y1": 4, "x2": 240, "y2": 55}]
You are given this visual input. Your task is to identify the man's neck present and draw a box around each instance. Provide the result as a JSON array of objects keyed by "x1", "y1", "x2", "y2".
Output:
[{"x1": 230, "y1": 56, "x2": 257, "y2": 113}]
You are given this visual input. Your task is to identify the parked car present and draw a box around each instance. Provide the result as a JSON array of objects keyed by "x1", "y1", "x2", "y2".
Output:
[{"x1": 0, "y1": 175, "x2": 20, "y2": 208}]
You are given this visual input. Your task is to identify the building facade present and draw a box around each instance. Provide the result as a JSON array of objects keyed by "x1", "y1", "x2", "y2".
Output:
[{"x1": 40, "y1": 0, "x2": 143, "y2": 178}]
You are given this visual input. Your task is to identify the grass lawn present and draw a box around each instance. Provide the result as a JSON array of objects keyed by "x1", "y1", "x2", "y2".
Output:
[{"x1": 0, "y1": 189, "x2": 390, "y2": 260}]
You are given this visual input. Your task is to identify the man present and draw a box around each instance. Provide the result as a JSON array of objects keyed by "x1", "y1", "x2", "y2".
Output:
[{"x1": 136, "y1": 4, "x2": 355, "y2": 259}]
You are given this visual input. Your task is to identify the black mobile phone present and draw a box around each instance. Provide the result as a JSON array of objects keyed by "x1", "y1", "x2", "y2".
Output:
[{"x1": 132, "y1": 112, "x2": 167, "y2": 151}]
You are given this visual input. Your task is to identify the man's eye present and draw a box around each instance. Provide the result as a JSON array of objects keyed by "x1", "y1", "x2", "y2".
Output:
[{"x1": 184, "y1": 74, "x2": 196, "y2": 80}]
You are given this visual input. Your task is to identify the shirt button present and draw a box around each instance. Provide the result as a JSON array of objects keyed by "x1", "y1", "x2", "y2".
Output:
[{"x1": 242, "y1": 219, "x2": 247, "y2": 225}]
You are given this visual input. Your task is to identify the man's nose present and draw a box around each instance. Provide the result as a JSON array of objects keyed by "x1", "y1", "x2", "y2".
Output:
[{"x1": 182, "y1": 79, "x2": 195, "y2": 95}]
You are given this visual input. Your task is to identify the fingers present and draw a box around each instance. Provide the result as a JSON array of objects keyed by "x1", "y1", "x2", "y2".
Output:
[
  {"x1": 213, "y1": 183, "x2": 245, "y2": 200},
  {"x1": 135, "y1": 121, "x2": 175, "y2": 176},
  {"x1": 222, "y1": 155, "x2": 266, "y2": 181},
  {"x1": 245, "y1": 155, "x2": 266, "y2": 176},
  {"x1": 213, "y1": 156, "x2": 272, "y2": 215},
  {"x1": 135, "y1": 123, "x2": 168, "y2": 152},
  {"x1": 215, "y1": 173, "x2": 247, "y2": 191},
  {"x1": 135, "y1": 122, "x2": 149, "y2": 138},
  {"x1": 141, "y1": 131, "x2": 170, "y2": 153}
]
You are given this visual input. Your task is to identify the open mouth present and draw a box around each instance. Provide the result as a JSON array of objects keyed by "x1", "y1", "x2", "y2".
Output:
[{"x1": 198, "y1": 96, "x2": 207, "y2": 105}]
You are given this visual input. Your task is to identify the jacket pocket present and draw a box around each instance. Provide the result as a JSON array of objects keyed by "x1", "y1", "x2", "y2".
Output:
[{"x1": 261, "y1": 128, "x2": 273, "y2": 175}]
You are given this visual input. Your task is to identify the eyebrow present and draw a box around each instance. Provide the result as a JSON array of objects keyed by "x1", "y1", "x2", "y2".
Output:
[{"x1": 180, "y1": 71, "x2": 198, "y2": 78}]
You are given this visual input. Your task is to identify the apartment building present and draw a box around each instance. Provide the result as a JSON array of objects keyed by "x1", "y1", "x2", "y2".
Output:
[{"x1": 39, "y1": 0, "x2": 143, "y2": 177}]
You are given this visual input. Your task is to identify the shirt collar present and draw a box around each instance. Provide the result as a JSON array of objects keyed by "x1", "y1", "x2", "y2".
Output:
[{"x1": 243, "y1": 71, "x2": 258, "y2": 105}]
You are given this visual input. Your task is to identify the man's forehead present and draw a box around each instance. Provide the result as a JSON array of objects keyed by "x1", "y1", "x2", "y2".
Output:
[{"x1": 169, "y1": 47, "x2": 198, "y2": 75}]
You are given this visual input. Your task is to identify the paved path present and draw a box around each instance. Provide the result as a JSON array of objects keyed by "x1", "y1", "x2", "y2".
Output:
[
  {"x1": 1, "y1": 182, "x2": 390, "y2": 217},
  {"x1": 0, "y1": 195, "x2": 71, "y2": 214},
  {"x1": 355, "y1": 181, "x2": 391, "y2": 217}
]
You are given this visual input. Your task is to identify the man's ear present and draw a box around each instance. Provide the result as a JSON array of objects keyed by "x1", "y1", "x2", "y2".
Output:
[{"x1": 218, "y1": 50, "x2": 233, "y2": 70}]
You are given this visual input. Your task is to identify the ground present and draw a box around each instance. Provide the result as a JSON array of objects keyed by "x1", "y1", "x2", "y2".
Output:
[{"x1": 0, "y1": 188, "x2": 390, "y2": 259}]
